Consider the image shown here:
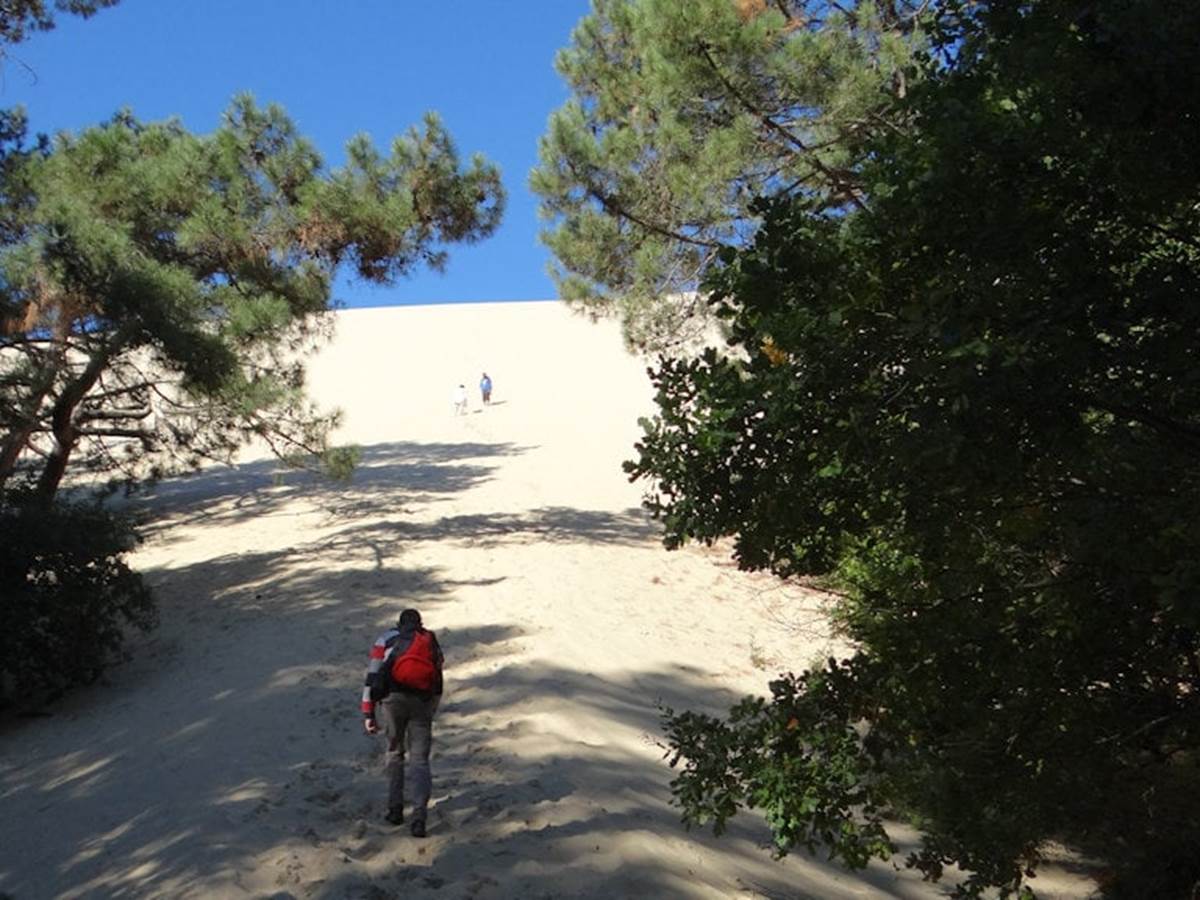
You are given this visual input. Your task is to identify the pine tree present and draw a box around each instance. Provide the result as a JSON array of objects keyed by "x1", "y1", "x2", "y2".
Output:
[
  {"x1": 0, "y1": 0, "x2": 117, "y2": 48},
  {"x1": 532, "y1": 0, "x2": 927, "y2": 349},
  {"x1": 0, "y1": 97, "x2": 504, "y2": 501}
]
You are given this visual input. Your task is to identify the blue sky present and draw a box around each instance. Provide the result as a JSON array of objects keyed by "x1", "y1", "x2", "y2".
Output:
[{"x1": 0, "y1": 0, "x2": 592, "y2": 307}]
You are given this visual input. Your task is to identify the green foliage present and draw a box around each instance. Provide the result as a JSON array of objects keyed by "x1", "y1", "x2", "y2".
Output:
[
  {"x1": 0, "y1": 489, "x2": 155, "y2": 706},
  {"x1": 533, "y1": 0, "x2": 929, "y2": 349},
  {"x1": 316, "y1": 444, "x2": 361, "y2": 483},
  {"x1": 630, "y1": 1, "x2": 1200, "y2": 896},
  {"x1": 0, "y1": 0, "x2": 117, "y2": 47},
  {"x1": 665, "y1": 667, "x2": 892, "y2": 867},
  {"x1": 0, "y1": 97, "x2": 504, "y2": 499}
]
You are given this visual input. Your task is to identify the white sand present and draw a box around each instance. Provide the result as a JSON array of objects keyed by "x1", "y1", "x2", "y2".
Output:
[{"x1": 0, "y1": 302, "x2": 1090, "y2": 899}]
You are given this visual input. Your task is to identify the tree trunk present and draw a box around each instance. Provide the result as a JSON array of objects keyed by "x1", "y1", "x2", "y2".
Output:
[
  {"x1": 34, "y1": 394, "x2": 80, "y2": 503},
  {"x1": 0, "y1": 423, "x2": 38, "y2": 487},
  {"x1": 31, "y1": 329, "x2": 131, "y2": 504},
  {"x1": 0, "y1": 354, "x2": 61, "y2": 489}
]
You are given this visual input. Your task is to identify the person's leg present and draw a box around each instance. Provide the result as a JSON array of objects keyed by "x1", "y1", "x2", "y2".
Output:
[
  {"x1": 405, "y1": 696, "x2": 435, "y2": 831},
  {"x1": 381, "y1": 700, "x2": 409, "y2": 820}
]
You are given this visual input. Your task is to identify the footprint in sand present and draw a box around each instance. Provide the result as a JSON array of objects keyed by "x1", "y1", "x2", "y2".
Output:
[
  {"x1": 272, "y1": 852, "x2": 305, "y2": 886},
  {"x1": 339, "y1": 838, "x2": 382, "y2": 861}
]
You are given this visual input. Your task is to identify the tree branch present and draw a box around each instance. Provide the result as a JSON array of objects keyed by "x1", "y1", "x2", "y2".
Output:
[
  {"x1": 566, "y1": 157, "x2": 723, "y2": 251},
  {"x1": 78, "y1": 405, "x2": 152, "y2": 422},
  {"x1": 695, "y1": 43, "x2": 869, "y2": 213},
  {"x1": 76, "y1": 425, "x2": 154, "y2": 441}
]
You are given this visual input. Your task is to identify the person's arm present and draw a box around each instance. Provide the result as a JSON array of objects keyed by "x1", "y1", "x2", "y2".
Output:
[{"x1": 361, "y1": 632, "x2": 392, "y2": 733}]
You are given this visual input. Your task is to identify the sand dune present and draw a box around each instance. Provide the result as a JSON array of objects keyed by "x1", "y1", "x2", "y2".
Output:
[{"x1": 0, "y1": 302, "x2": 1088, "y2": 899}]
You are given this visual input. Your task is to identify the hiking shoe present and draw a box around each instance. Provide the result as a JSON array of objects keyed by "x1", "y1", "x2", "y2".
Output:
[
  {"x1": 410, "y1": 820, "x2": 427, "y2": 838},
  {"x1": 385, "y1": 809, "x2": 404, "y2": 826}
]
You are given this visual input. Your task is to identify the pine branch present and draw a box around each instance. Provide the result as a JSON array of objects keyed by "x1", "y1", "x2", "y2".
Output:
[
  {"x1": 695, "y1": 43, "x2": 868, "y2": 213},
  {"x1": 565, "y1": 156, "x2": 723, "y2": 251},
  {"x1": 75, "y1": 425, "x2": 154, "y2": 441},
  {"x1": 77, "y1": 405, "x2": 152, "y2": 422}
]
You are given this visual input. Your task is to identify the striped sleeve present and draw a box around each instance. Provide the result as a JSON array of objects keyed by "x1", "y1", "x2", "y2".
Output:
[{"x1": 361, "y1": 629, "x2": 398, "y2": 716}]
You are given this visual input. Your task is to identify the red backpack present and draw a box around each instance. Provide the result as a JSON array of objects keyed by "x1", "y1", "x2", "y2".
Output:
[{"x1": 387, "y1": 629, "x2": 438, "y2": 692}]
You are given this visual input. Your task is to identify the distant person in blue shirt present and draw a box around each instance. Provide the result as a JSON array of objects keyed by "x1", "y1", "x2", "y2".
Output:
[{"x1": 479, "y1": 372, "x2": 493, "y2": 405}]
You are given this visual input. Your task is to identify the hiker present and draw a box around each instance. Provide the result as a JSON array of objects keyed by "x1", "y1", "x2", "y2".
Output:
[
  {"x1": 452, "y1": 383, "x2": 468, "y2": 416},
  {"x1": 479, "y1": 372, "x2": 492, "y2": 405},
  {"x1": 361, "y1": 608, "x2": 445, "y2": 837}
]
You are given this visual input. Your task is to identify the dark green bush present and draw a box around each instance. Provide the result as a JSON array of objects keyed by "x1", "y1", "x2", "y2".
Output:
[{"x1": 0, "y1": 492, "x2": 156, "y2": 707}]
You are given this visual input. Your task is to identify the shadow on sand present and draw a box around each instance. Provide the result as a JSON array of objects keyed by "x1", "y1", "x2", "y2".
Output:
[
  {"x1": 0, "y1": 440, "x2": 950, "y2": 899},
  {"x1": 130, "y1": 440, "x2": 538, "y2": 529}
]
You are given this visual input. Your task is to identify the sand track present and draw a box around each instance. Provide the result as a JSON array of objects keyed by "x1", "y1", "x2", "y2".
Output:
[{"x1": 0, "y1": 304, "x2": 1088, "y2": 899}]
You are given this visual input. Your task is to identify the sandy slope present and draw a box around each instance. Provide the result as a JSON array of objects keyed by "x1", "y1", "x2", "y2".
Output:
[{"x1": 0, "y1": 303, "x2": 1088, "y2": 899}]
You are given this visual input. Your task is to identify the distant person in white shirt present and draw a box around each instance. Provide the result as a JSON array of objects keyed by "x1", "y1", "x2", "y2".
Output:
[{"x1": 452, "y1": 384, "x2": 468, "y2": 416}]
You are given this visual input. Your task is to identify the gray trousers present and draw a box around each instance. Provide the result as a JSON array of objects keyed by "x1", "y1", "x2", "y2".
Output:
[{"x1": 379, "y1": 693, "x2": 436, "y2": 821}]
